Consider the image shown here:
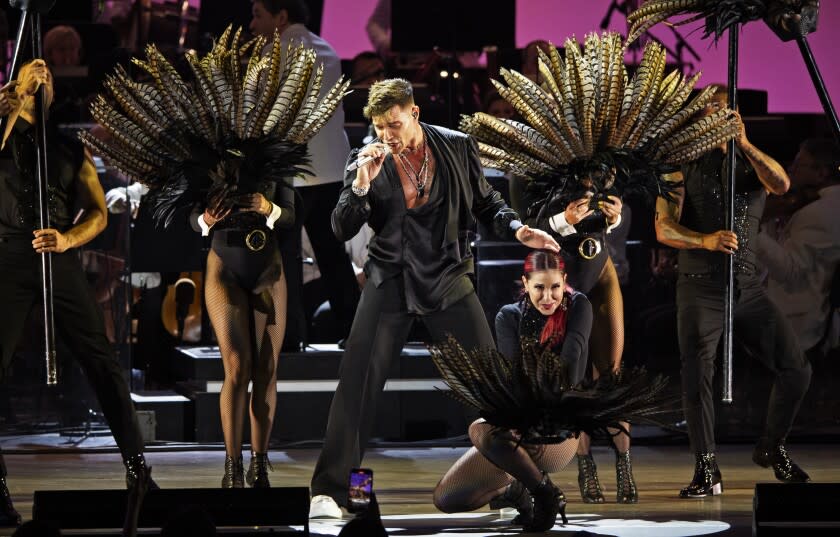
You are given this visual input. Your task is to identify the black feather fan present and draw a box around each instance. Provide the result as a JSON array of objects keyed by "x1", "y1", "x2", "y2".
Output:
[{"x1": 429, "y1": 336, "x2": 677, "y2": 444}]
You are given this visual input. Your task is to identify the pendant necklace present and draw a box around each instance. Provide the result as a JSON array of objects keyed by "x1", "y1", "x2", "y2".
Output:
[{"x1": 397, "y1": 138, "x2": 429, "y2": 199}]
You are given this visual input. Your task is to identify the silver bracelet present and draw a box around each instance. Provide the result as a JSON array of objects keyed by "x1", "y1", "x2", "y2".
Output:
[{"x1": 351, "y1": 182, "x2": 370, "y2": 197}]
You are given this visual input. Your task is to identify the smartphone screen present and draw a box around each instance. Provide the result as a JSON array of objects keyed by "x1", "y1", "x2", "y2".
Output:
[{"x1": 348, "y1": 467, "x2": 373, "y2": 513}]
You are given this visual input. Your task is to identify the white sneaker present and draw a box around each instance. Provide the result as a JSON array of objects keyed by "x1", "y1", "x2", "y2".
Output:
[{"x1": 309, "y1": 495, "x2": 342, "y2": 519}]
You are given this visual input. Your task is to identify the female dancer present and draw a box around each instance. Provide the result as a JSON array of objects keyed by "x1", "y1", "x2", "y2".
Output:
[
  {"x1": 433, "y1": 250, "x2": 592, "y2": 531},
  {"x1": 194, "y1": 184, "x2": 294, "y2": 488},
  {"x1": 77, "y1": 30, "x2": 349, "y2": 490}
]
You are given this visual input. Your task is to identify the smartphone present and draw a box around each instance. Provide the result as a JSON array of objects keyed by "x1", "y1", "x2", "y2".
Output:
[
  {"x1": 588, "y1": 193, "x2": 608, "y2": 211},
  {"x1": 347, "y1": 467, "x2": 373, "y2": 513}
]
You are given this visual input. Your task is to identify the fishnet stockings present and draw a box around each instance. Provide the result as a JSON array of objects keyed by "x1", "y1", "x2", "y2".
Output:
[
  {"x1": 205, "y1": 250, "x2": 287, "y2": 456},
  {"x1": 434, "y1": 420, "x2": 578, "y2": 513},
  {"x1": 579, "y1": 256, "x2": 629, "y2": 454}
]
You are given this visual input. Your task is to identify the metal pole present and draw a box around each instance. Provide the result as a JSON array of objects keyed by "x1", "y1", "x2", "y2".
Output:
[
  {"x1": 722, "y1": 24, "x2": 739, "y2": 404},
  {"x1": 796, "y1": 35, "x2": 840, "y2": 145},
  {"x1": 31, "y1": 11, "x2": 58, "y2": 385}
]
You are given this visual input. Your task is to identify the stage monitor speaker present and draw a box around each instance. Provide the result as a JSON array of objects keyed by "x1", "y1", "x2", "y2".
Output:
[
  {"x1": 33, "y1": 487, "x2": 309, "y2": 531},
  {"x1": 754, "y1": 483, "x2": 840, "y2": 536}
]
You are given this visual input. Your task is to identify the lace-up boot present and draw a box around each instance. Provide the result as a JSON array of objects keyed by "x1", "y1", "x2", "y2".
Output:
[
  {"x1": 577, "y1": 454, "x2": 605, "y2": 503},
  {"x1": 246, "y1": 452, "x2": 273, "y2": 488},
  {"x1": 221, "y1": 454, "x2": 244, "y2": 488}
]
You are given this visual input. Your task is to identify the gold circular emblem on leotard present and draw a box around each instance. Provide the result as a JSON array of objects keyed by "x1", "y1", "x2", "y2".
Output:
[
  {"x1": 245, "y1": 229, "x2": 267, "y2": 251},
  {"x1": 578, "y1": 237, "x2": 602, "y2": 260}
]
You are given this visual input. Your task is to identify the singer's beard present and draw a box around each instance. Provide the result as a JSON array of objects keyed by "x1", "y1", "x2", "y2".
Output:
[{"x1": 392, "y1": 136, "x2": 423, "y2": 157}]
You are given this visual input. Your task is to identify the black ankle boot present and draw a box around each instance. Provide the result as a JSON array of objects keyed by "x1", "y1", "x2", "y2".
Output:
[
  {"x1": 222, "y1": 454, "x2": 244, "y2": 488},
  {"x1": 577, "y1": 454, "x2": 605, "y2": 504},
  {"x1": 246, "y1": 452, "x2": 272, "y2": 488},
  {"x1": 679, "y1": 452, "x2": 723, "y2": 498},
  {"x1": 124, "y1": 454, "x2": 158, "y2": 490},
  {"x1": 488, "y1": 479, "x2": 533, "y2": 525},
  {"x1": 524, "y1": 472, "x2": 567, "y2": 532},
  {"x1": 123, "y1": 455, "x2": 154, "y2": 537},
  {"x1": 752, "y1": 442, "x2": 810, "y2": 483},
  {"x1": 0, "y1": 477, "x2": 21, "y2": 527},
  {"x1": 615, "y1": 449, "x2": 638, "y2": 504}
]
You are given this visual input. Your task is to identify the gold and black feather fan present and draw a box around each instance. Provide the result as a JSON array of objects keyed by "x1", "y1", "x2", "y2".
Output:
[
  {"x1": 80, "y1": 26, "x2": 350, "y2": 227},
  {"x1": 460, "y1": 31, "x2": 739, "y2": 217}
]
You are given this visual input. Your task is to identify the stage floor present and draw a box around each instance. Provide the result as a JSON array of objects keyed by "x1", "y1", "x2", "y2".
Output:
[{"x1": 2, "y1": 443, "x2": 838, "y2": 536}]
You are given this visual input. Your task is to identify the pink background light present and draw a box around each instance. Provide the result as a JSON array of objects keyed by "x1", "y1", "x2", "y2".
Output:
[{"x1": 321, "y1": 0, "x2": 839, "y2": 114}]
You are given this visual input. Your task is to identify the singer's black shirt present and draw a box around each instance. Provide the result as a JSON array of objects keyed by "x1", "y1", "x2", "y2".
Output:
[{"x1": 333, "y1": 123, "x2": 522, "y2": 314}]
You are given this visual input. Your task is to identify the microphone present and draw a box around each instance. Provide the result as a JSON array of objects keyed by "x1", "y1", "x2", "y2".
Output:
[
  {"x1": 346, "y1": 154, "x2": 377, "y2": 172},
  {"x1": 346, "y1": 140, "x2": 385, "y2": 172}
]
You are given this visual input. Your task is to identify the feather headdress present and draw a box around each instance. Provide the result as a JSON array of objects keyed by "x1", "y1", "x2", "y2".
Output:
[
  {"x1": 626, "y1": 0, "x2": 819, "y2": 44},
  {"x1": 429, "y1": 336, "x2": 675, "y2": 442},
  {"x1": 80, "y1": 26, "x2": 350, "y2": 227},
  {"x1": 460, "y1": 32, "x2": 739, "y2": 216}
]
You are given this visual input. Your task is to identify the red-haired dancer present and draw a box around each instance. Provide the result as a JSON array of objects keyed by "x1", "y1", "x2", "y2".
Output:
[{"x1": 433, "y1": 250, "x2": 592, "y2": 531}]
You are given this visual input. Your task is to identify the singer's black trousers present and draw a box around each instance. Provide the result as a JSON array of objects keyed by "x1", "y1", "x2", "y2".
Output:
[
  {"x1": 0, "y1": 239, "x2": 144, "y2": 477},
  {"x1": 310, "y1": 275, "x2": 494, "y2": 506},
  {"x1": 676, "y1": 273, "x2": 811, "y2": 453}
]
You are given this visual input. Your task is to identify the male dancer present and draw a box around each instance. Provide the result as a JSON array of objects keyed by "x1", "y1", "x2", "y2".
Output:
[
  {"x1": 655, "y1": 87, "x2": 812, "y2": 498},
  {"x1": 0, "y1": 61, "x2": 153, "y2": 526},
  {"x1": 309, "y1": 78, "x2": 559, "y2": 518}
]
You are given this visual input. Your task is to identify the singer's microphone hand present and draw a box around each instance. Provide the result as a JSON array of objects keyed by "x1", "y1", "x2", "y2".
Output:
[{"x1": 354, "y1": 142, "x2": 387, "y2": 183}]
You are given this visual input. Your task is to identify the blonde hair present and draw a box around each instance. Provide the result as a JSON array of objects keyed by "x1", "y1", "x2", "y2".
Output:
[
  {"x1": 363, "y1": 78, "x2": 414, "y2": 120},
  {"x1": 18, "y1": 61, "x2": 54, "y2": 109}
]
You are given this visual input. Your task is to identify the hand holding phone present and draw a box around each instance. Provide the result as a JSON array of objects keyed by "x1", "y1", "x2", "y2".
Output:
[{"x1": 599, "y1": 194, "x2": 622, "y2": 225}]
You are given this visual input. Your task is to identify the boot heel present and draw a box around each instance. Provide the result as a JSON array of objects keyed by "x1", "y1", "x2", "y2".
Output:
[{"x1": 712, "y1": 482, "x2": 723, "y2": 495}]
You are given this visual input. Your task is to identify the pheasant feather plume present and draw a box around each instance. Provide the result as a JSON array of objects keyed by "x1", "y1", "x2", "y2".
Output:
[
  {"x1": 80, "y1": 26, "x2": 350, "y2": 227},
  {"x1": 460, "y1": 32, "x2": 739, "y2": 208}
]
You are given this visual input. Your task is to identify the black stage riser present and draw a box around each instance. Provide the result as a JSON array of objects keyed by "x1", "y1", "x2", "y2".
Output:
[
  {"x1": 185, "y1": 389, "x2": 468, "y2": 444},
  {"x1": 753, "y1": 483, "x2": 840, "y2": 536},
  {"x1": 33, "y1": 487, "x2": 309, "y2": 530},
  {"x1": 173, "y1": 345, "x2": 440, "y2": 381}
]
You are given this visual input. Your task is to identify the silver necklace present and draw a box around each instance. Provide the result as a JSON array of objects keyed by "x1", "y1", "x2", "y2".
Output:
[{"x1": 397, "y1": 139, "x2": 429, "y2": 199}]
